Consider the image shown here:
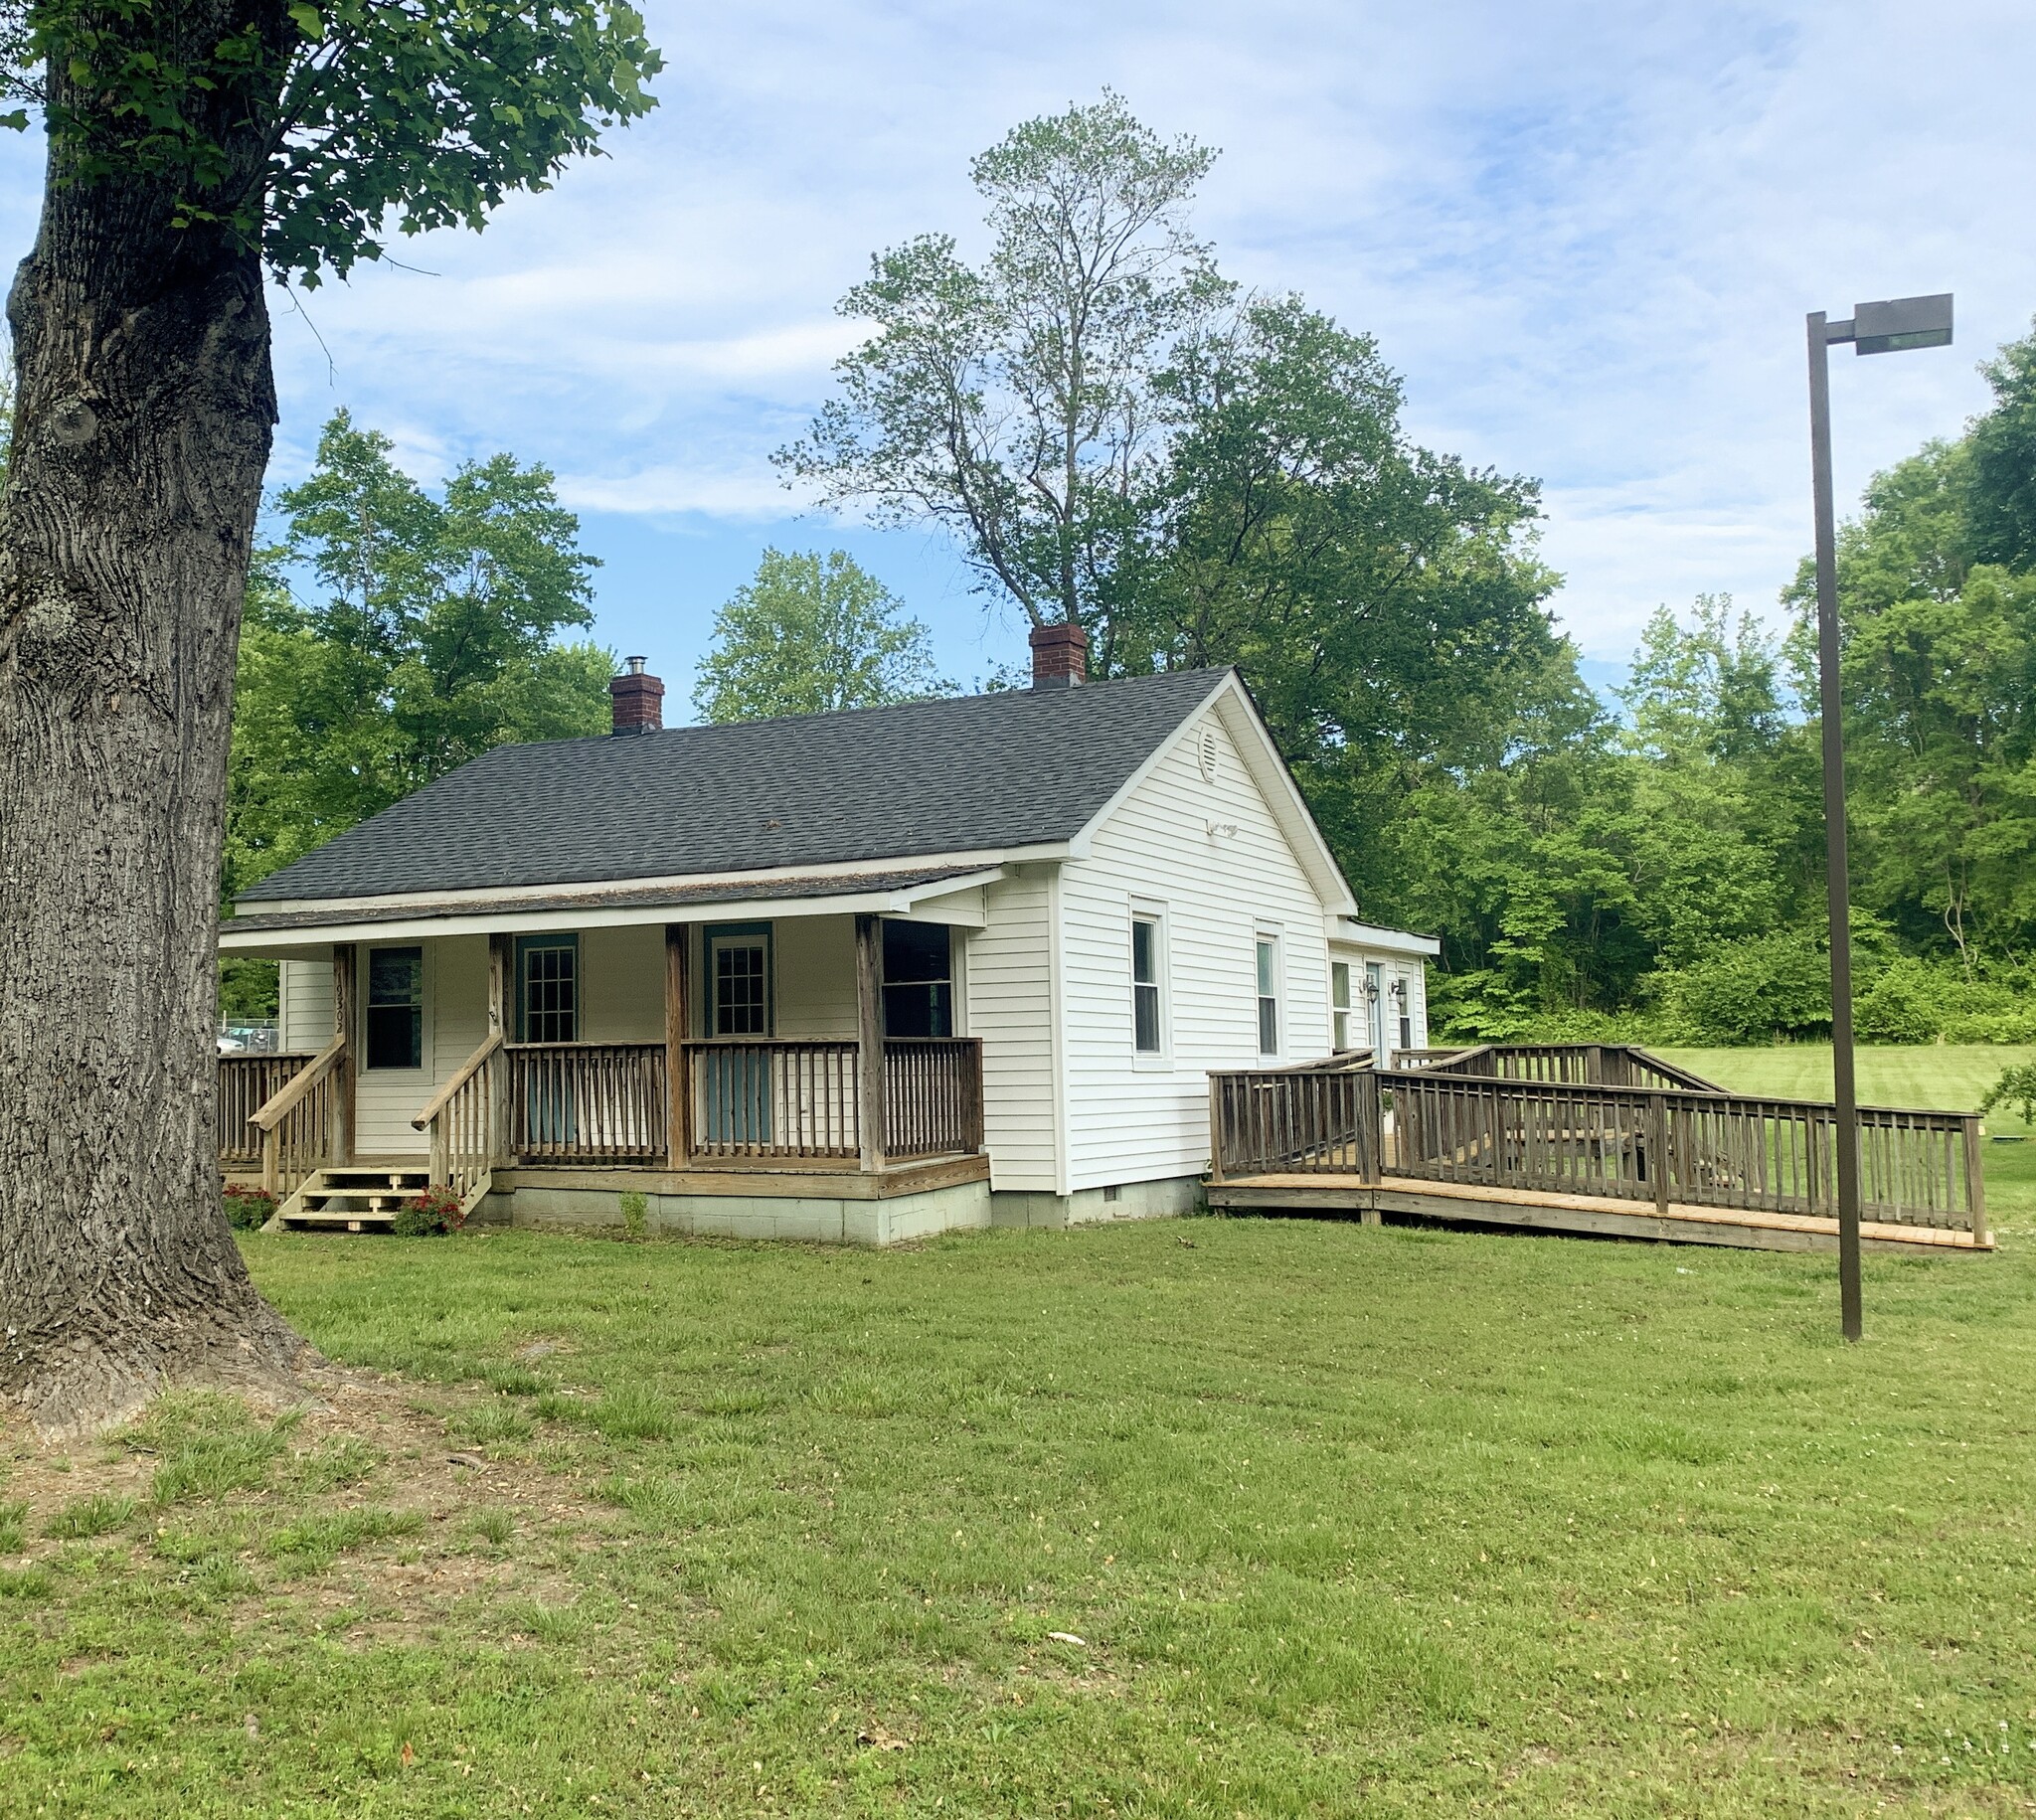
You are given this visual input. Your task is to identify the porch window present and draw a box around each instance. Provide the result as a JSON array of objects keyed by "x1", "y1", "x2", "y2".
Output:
[
  {"x1": 365, "y1": 946, "x2": 423, "y2": 1071},
  {"x1": 1255, "y1": 933, "x2": 1280, "y2": 1057},
  {"x1": 882, "y1": 920, "x2": 952, "y2": 1039},
  {"x1": 519, "y1": 936, "x2": 579, "y2": 1044},
  {"x1": 1331, "y1": 961, "x2": 1352, "y2": 1052},
  {"x1": 710, "y1": 929, "x2": 771, "y2": 1037},
  {"x1": 1131, "y1": 910, "x2": 1164, "y2": 1056},
  {"x1": 1366, "y1": 961, "x2": 1385, "y2": 1053}
]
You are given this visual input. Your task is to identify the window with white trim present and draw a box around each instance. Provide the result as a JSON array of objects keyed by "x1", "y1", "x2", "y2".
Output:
[
  {"x1": 1255, "y1": 931, "x2": 1281, "y2": 1057},
  {"x1": 1131, "y1": 907, "x2": 1166, "y2": 1057},
  {"x1": 1331, "y1": 961, "x2": 1352, "y2": 1052}
]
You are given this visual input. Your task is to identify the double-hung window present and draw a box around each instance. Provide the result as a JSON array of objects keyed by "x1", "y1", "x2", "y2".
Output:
[
  {"x1": 1255, "y1": 932, "x2": 1281, "y2": 1057},
  {"x1": 1130, "y1": 907, "x2": 1166, "y2": 1057},
  {"x1": 365, "y1": 946, "x2": 424, "y2": 1071},
  {"x1": 1331, "y1": 961, "x2": 1353, "y2": 1052},
  {"x1": 882, "y1": 921, "x2": 953, "y2": 1039},
  {"x1": 518, "y1": 936, "x2": 579, "y2": 1044}
]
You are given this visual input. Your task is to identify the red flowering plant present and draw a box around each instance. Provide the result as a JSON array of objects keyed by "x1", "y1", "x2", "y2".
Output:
[
  {"x1": 222, "y1": 1185, "x2": 279, "y2": 1232},
  {"x1": 393, "y1": 1186, "x2": 468, "y2": 1237}
]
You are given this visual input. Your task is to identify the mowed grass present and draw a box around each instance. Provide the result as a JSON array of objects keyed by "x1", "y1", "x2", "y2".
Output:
[
  {"x1": 6, "y1": 1170, "x2": 2036, "y2": 1819},
  {"x1": 1657, "y1": 1044, "x2": 2036, "y2": 1131}
]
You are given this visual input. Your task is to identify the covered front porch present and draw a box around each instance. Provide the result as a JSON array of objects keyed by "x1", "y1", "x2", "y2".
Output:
[{"x1": 220, "y1": 892, "x2": 988, "y2": 1235}]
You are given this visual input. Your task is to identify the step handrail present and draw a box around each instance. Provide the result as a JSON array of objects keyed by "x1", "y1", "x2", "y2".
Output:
[
  {"x1": 411, "y1": 1030, "x2": 504, "y2": 1131},
  {"x1": 249, "y1": 1035, "x2": 346, "y2": 1131}
]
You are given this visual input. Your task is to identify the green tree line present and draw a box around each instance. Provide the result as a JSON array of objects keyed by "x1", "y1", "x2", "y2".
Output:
[{"x1": 225, "y1": 99, "x2": 2036, "y2": 1049}]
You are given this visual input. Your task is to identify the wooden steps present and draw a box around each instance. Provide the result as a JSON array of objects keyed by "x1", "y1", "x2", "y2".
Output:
[{"x1": 267, "y1": 1166, "x2": 432, "y2": 1233}]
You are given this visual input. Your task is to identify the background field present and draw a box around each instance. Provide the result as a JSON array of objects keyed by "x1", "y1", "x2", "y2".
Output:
[
  {"x1": 1656, "y1": 1044, "x2": 2035, "y2": 1129},
  {"x1": 6, "y1": 1102, "x2": 2036, "y2": 1816}
]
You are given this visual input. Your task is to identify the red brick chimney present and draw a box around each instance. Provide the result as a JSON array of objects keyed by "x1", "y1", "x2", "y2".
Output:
[
  {"x1": 1029, "y1": 622, "x2": 1087, "y2": 689},
  {"x1": 609, "y1": 656, "x2": 664, "y2": 735}
]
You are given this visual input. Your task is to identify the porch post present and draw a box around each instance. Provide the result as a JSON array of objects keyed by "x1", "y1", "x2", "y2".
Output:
[
  {"x1": 488, "y1": 932, "x2": 513, "y2": 1164},
  {"x1": 855, "y1": 913, "x2": 887, "y2": 1174},
  {"x1": 329, "y1": 943, "x2": 356, "y2": 1164},
  {"x1": 664, "y1": 923, "x2": 691, "y2": 1169}
]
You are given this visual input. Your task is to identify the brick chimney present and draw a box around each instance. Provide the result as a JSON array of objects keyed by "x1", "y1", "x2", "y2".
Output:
[
  {"x1": 609, "y1": 656, "x2": 664, "y2": 735},
  {"x1": 1029, "y1": 622, "x2": 1087, "y2": 689}
]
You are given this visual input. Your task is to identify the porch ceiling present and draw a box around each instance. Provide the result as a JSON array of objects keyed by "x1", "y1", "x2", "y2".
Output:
[{"x1": 219, "y1": 865, "x2": 1001, "y2": 955}]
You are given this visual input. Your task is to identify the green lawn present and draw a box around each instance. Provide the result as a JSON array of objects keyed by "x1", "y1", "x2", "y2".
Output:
[
  {"x1": 5, "y1": 1182, "x2": 2036, "y2": 1816},
  {"x1": 1656, "y1": 1044, "x2": 2034, "y2": 1129}
]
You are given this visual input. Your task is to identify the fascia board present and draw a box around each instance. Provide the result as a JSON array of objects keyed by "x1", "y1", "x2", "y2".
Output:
[
  {"x1": 1327, "y1": 917, "x2": 1442, "y2": 957},
  {"x1": 218, "y1": 875, "x2": 1004, "y2": 955}
]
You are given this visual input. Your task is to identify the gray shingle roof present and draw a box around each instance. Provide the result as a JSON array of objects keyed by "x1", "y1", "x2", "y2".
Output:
[{"x1": 239, "y1": 669, "x2": 1233, "y2": 904}]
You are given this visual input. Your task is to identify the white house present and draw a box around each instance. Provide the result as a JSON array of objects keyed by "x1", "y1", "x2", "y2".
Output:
[{"x1": 218, "y1": 625, "x2": 1435, "y2": 1241}]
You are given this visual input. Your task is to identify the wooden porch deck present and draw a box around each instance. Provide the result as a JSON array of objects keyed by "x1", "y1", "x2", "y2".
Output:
[
  {"x1": 1206, "y1": 1044, "x2": 1991, "y2": 1255},
  {"x1": 1206, "y1": 1172, "x2": 1989, "y2": 1253}
]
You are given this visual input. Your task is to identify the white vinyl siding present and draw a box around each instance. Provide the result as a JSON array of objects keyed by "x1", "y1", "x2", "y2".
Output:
[
  {"x1": 277, "y1": 956, "x2": 335, "y2": 1053},
  {"x1": 1058, "y1": 710, "x2": 1333, "y2": 1192},
  {"x1": 965, "y1": 869, "x2": 1060, "y2": 1192},
  {"x1": 579, "y1": 924, "x2": 664, "y2": 1043}
]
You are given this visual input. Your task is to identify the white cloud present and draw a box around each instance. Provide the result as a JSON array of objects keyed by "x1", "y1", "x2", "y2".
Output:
[{"x1": 0, "y1": 0, "x2": 2029, "y2": 667}]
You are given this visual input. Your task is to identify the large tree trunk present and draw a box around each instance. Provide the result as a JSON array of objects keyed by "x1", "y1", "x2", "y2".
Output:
[{"x1": 0, "y1": 7, "x2": 310, "y2": 1436}]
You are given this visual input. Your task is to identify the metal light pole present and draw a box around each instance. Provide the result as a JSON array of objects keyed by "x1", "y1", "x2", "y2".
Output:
[{"x1": 1805, "y1": 292, "x2": 1952, "y2": 1342}]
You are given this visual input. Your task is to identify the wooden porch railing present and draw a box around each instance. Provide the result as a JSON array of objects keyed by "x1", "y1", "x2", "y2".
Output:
[
  {"x1": 219, "y1": 1053, "x2": 312, "y2": 1165},
  {"x1": 478, "y1": 1037, "x2": 988, "y2": 1168},
  {"x1": 1210, "y1": 1054, "x2": 1382, "y2": 1180},
  {"x1": 1209, "y1": 1060, "x2": 1985, "y2": 1236},
  {"x1": 1388, "y1": 1042, "x2": 1728, "y2": 1094},
  {"x1": 247, "y1": 1035, "x2": 348, "y2": 1200},
  {"x1": 884, "y1": 1038, "x2": 984, "y2": 1161},
  {"x1": 508, "y1": 1041, "x2": 668, "y2": 1162},
  {"x1": 413, "y1": 1031, "x2": 504, "y2": 1203},
  {"x1": 683, "y1": 1040, "x2": 860, "y2": 1161}
]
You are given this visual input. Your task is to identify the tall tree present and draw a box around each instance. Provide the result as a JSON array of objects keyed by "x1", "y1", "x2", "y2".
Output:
[
  {"x1": 778, "y1": 92, "x2": 1226, "y2": 640},
  {"x1": 692, "y1": 548, "x2": 947, "y2": 724},
  {"x1": 1968, "y1": 320, "x2": 2036, "y2": 572},
  {"x1": 1109, "y1": 297, "x2": 1562, "y2": 853},
  {"x1": 226, "y1": 412, "x2": 612, "y2": 901},
  {"x1": 0, "y1": 0, "x2": 657, "y2": 1433}
]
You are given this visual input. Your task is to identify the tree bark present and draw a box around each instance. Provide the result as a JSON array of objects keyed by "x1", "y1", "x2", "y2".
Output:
[{"x1": 0, "y1": 4, "x2": 311, "y2": 1436}]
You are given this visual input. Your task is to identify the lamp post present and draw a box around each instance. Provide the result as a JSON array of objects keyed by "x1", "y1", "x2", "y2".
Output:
[{"x1": 1805, "y1": 291, "x2": 1952, "y2": 1342}]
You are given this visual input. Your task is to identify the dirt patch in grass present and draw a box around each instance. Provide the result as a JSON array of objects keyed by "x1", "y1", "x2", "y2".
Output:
[{"x1": 0, "y1": 1362, "x2": 611, "y2": 1612}]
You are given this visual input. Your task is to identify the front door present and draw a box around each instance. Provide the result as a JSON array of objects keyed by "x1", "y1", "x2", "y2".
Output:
[
  {"x1": 518, "y1": 935, "x2": 579, "y2": 1147},
  {"x1": 704, "y1": 927, "x2": 772, "y2": 1144}
]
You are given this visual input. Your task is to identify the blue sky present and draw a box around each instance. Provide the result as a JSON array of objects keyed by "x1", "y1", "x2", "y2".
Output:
[{"x1": 3, "y1": 0, "x2": 2030, "y2": 706}]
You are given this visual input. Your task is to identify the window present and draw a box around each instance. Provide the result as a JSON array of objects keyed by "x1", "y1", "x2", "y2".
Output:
[
  {"x1": 518, "y1": 936, "x2": 578, "y2": 1044},
  {"x1": 1393, "y1": 974, "x2": 1413, "y2": 1050},
  {"x1": 365, "y1": 946, "x2": 423, "y2": 1070},
  {"x1": 1366, "y1": 961, "x2": 1385, "y2": 1053},
  {"x1": 709, "y1": 927, "x2": 771, "y2": 1037},
  {"x1": 1255, "y1": 933, "x2": 1280, "y2": 1057},
  {"x1": 1331, "y1": 961, "x2": 1352, "y2": 1052},
  {"x1": 882, "y1": 920, "x2": 952, "y2": 1039},
  {"x1": 1131, "y1": 911, "x2": 1163, "y2": 1055}
]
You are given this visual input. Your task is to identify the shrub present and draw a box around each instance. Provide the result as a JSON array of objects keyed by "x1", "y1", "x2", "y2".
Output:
[
  {"x1": 222, "y1": 1186, "x2": 278, "y2": 1231},
  {"x1": 392, "y1": 1186, "x2": 466, "y2": 1237},
  {"x1": 1980, "y1": 1063, "x2": 2036, "y2": 1128},
  {"x1": 619, "y1": 1190, "x2": 648, "y2": 1238},
  {"x1": 1652, "y1": 929, "x2": 1830, "y2": 1045}
]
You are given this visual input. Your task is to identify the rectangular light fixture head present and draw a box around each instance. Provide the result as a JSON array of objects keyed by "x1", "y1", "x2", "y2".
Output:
[{"x1": 1854, "y1": 292, "x2": 1952, "y2": 356}]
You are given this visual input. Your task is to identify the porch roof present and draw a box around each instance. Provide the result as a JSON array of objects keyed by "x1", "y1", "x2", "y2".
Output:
[
  {"x1": 219, "y1": 865, "x2": 999, "y2": 954},
  {"x1": 238, "y1": 668, "x2": 1233, "y2": 906}
]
